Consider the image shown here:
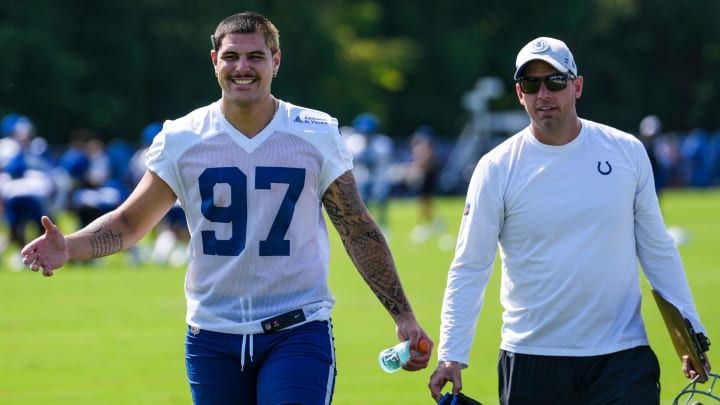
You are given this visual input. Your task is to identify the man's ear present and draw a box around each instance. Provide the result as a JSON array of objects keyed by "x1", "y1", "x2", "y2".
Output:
[
  {"x1": 273, "y1": 50, "x2": 282, "y2": 77},
  {"x1": 515, "y1": 83, "x2": 526, "y2": 107},
  {"x1": 573, "y1": 75, "x2": 583, "y2": 99}
]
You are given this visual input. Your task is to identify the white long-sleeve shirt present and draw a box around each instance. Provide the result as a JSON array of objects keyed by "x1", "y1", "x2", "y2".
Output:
[{"x1": 438, "y1": 118, "x2": 705, "y2": 366}]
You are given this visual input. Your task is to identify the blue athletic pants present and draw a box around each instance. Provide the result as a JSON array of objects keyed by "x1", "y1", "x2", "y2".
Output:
[{"x1": 186, "y1": 320, "x2": 336, "y2": 405}]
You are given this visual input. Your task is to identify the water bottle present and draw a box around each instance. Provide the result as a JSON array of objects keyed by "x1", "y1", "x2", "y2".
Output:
[
  {"x1": 378, "y1": 340, "x2": 412, "y2": 373},
  {"x1": 378, "y1": 339, "x2": 431, "y2": 373}
]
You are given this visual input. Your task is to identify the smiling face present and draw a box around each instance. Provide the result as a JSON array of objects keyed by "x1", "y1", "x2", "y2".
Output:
[
  {"x1": 211, "y1": 32, "x2": 281, "y2": 109},
  {"x1": 516, "y1": 60, "x2": 583, "y2": 145}
]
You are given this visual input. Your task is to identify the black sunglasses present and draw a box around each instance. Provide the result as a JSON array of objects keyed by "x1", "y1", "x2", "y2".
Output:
[{"x1": 517, "y1": 73, "x2": 575, "y2": 94}]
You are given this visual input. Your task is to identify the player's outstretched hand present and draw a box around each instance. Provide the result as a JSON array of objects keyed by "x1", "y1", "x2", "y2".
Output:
[{"x1": 21, "y1": 216, "x2": 70, "y2": 277}]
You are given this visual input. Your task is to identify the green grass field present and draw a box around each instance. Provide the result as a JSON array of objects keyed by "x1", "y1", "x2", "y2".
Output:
[{"x1": 1, "y1": 188, "x2": 718, "y2": 404}]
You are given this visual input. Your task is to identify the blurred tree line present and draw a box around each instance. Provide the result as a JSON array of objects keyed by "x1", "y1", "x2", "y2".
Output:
[{"x1": 1, "y1": 0, "x2": 719, "y2": 145}]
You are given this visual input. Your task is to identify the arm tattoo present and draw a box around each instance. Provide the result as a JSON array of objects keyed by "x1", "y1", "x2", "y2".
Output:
[
  {"x1": 324, "y1": 172, "x2": 412, "y2": 315},
  {"x1": 86, "y1": 214, "x2": 124, "y2": 258},
  {"x1": 323, "y1": 172, "x2": 369, "y2": 238}
]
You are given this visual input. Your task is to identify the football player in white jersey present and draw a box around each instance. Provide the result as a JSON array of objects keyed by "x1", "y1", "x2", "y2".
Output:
[
  {"x1": 428, "y1": 37, "x2": 711, "y2": 404},
  {"x1": 22, "y1": 11, "x2": 432, "y2": 404}
]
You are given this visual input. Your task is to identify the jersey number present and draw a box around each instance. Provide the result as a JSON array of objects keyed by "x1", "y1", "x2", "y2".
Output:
[{"x1": 198, "y1": 166, "x2": 306, "y2": 256}]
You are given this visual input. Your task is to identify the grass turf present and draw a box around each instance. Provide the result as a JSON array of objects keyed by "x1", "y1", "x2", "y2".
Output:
[{"x1": 0, "y1": 188, "x2": 718, "y2": 404}]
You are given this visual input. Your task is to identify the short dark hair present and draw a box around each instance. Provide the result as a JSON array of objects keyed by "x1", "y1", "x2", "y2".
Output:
[{"x1": 211, "y1": 12, "x2": 280, "y2": 53}]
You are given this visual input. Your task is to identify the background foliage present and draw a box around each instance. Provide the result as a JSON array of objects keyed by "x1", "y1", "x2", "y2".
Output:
[{"x1": 1, "y1": 0, "x2": 720, "y2": 144}]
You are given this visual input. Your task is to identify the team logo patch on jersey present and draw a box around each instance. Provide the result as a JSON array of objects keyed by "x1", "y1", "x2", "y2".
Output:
[{"x1": 463, "y1": 202, "x2": 471, "y2": 216}]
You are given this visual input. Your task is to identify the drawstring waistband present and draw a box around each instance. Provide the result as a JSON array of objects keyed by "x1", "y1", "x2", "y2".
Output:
[
  {"x1": 188, "y1": 301, "x2": 333, "y2": 370},
  {"x1": 188, "y1": 302, "x2": 333, "y2": 335}
]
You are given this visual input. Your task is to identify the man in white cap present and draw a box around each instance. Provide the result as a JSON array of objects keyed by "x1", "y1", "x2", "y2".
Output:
[{"x1": 428, "y1": 36, "x2": 711, "y2": 404}]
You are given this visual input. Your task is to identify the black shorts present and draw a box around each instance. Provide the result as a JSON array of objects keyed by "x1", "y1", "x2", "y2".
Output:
[{"x1": 497, "y1": 346, "x2": 660, "y2": 405}]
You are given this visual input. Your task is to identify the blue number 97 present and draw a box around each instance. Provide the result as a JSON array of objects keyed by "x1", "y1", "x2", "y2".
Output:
[{"x1": 198, "y1": 166, "x2": 306, "y2": 257}]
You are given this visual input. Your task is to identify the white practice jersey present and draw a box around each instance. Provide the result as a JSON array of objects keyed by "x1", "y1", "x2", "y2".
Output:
[
  {"x1": 439, "y1": 118, "x2": 705, "y2": 365},
  {"x1": 146, "y1": 100, "x2": 353, "y2": 334}
]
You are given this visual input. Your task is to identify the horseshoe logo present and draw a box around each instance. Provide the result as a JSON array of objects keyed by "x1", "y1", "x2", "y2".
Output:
[{"x1": 597, "y1": 161, "x2": 612, "y2": 175}]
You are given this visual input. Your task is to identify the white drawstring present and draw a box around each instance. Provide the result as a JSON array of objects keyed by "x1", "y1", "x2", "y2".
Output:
[
  {"x1": 239, "y1": 333, "x2": 256, "y2": 372},
  {"x1": 249, "y1": 334, "x2": 254, "y2": 363},
  {"x1": 239, "y1": 298, "x2": 255, "y2": 371},
  {"x1": 241, "y1": 334, "x2": 247, "y2": 371}
]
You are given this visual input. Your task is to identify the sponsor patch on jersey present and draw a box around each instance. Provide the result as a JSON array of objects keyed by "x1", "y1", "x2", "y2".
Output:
[
  {"x1": 463, "y1": 202, "x2": 471, "y2": 216},
  {"x1": 293, "y1": 112, "x2": 330, "y2": 126}
]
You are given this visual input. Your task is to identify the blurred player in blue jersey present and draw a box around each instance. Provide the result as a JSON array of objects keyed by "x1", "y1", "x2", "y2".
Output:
[
  {"x1": 67, "y1": 133, "x2": 130, "y2": 229},
  {"x1": 129, "y1": 121, "x2": 189, "y2": 265},
  {"x1": 0, "y1": 115, "x2": 55, "y2": 268},
  {"x1": 21, "y1": 11, "x2": 432, "y2": 404}
]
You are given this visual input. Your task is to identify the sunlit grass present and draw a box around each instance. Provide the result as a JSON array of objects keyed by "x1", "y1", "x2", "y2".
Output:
[{"x1": 1, "y1": 188, "x2": 718, "y2": 404}]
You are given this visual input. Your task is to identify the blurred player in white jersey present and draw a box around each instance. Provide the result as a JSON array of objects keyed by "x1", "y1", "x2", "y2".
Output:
[
  {"x1": 349, "y1": 112, "x2": 395, "y2": 231},
  {"x1": 21, "y1": 11, "x2": 432, "y2": 404}
]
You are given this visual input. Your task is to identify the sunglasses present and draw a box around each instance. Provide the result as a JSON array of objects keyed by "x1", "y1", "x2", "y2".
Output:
[{"x1": 517, "y1": 73, "x2": 575, "y2": 94}]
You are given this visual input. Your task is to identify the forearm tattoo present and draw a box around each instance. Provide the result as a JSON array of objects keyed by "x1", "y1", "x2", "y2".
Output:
[
  {"x1": 325, "y1": 172, "x2": 412, "y2": 315},
  {"x1": 86, "y1": 214, "x2": 124, "y2": 258}
]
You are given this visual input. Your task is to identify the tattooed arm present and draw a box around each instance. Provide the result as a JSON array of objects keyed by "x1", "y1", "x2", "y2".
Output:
[
  {"x1": 22, "y1": 171, "x2": 177, "y2": 276},
  {"x1": 323, "y1": 170, "x2": 433, "y2": 370}
]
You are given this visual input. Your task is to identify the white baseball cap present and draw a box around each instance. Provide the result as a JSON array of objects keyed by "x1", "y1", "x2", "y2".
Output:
[{"x1": 514, "y1": 37, "x2": 578, "y2": 80}]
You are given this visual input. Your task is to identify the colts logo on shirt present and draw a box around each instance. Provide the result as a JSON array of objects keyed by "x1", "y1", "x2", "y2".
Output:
[
  {"x1": 597, "y1": 161, "x2": 612, "y2": 175},
  {"x1": 463, "y1": 202, "x2": 471, "y2": 216}
]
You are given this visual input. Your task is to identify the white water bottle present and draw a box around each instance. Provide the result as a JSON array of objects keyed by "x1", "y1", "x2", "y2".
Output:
[{"x1": 378, "y1": 340, "x2": 412, "y2": 373}]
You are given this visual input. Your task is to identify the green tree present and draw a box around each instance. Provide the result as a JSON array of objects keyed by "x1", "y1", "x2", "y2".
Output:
[{"x1": 1, "y1": 0, "x2": 720, "y2": 146}]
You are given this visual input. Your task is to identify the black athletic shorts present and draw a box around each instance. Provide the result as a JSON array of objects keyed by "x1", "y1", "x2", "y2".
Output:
[{"x1": 497, "y1": 346, "x2": 660, "y2": 404}]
